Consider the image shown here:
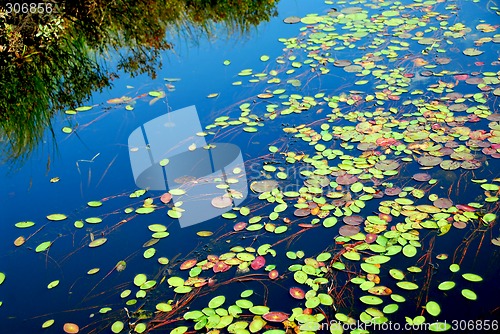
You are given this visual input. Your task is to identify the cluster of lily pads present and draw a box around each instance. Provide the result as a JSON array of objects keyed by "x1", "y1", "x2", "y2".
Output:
[{"x1": 3, "y1": 0, "x2": 500, "y2": 333}]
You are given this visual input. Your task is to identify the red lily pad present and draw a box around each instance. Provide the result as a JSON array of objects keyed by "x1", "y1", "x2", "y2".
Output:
[
  {"x1": 160, "y1": 193, "x2": 172, "y2": 204},
  {"x1": 290, "y1": 287, "x2": 305, "y2": 299},
  {"x1": 453, "y1": 221, "x2": 467, "y2": 229},
  {"x1": 269, "y1": 269, "x2": 279, "y2": 280},
  {"x1": 379, "y1": 213, "x2": 392, "y2": 223},
  {"x1": 456, "y1": 204, "x2": 476, "y2": 212},
  {"x1": 234, "y1": 222, "x2": 248, "y2": 231},
  {"x1": 454, "y1": 73, "x2": 469, "y2": 81},
  {"x1": 180, "y1": 259, "x2": 197, "y2": 270},
  {"x1": 213, "y1": 261, "x2": 231, "y2": 273},
  {"x1": 376, "y1": 137, "x2": 398, "y2": 147},
  {"x1": 207, "y1": 255, "x2": 219, "y2": 262},
  {"x1": 251, "y1": 256, "x2": 266, "y2": 270},
  {"x1": 263, "y1": 311, "x2": 289, "y2": 322},
  {"x1": 365, "y1": 233, "x2": 378, "y2": 244}
]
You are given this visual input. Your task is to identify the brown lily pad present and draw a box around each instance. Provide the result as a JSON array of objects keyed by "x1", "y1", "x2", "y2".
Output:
[
  {"x1": 339, "y1": 225, "x2": 360, "y2": 237},
  {"x1": 433, "y1": 198, "x2": 453, "y2": 209},
  {"x1": 343, "y1": 215, "x2": 364, "y2": 225},
  {"x1": 294, "y1": 208, "x2": 311, "y2": 217},
  {"x1": 412, "y1": 173, "x2": 431, "y2": 182}
]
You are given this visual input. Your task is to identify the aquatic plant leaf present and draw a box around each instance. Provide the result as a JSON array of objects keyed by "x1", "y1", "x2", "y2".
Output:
[
  {"x1": 134, "y1": 274, "x2": 147, "y2": 287},
  {"x1": 156, "y1": 303, "x2": 172, "y2": 312},
  {"x1": 167, "y1": 210, "x2": 182, "y2": 219},
  {"x1": 46, "y1": 214, "x2": 67, "y2": 221},
  {"x1": 284, "y1": 16, "x2": 301, "y2": 24},
  {"x1": 111, "y1": 321, "x2": 124, "y2": 333},
  {"x1": 136, "y1": 207, "x2": 154, "y2": 214},
  {"x1": 359, "y1": 295, "x2": 383, "y2": 305},
  {"x1": 250, "y1": 306, "x2": 270, "y2": 315},
  {"x1": 87, "y1": 268, "x2": 100, "y2": 275},
  {"x1": 89, "y1": 238, "x2": 107, "y2": 248},
  {"x1": 263, "y1": 312, "x2": 288, "y2": 322},
  {"x1": 289, "y1": 287, "x2": 305, "y2": 299},
  {"x1": 140, "y1": 280, "x2": 157, "y2": 290},
  {"x1": 461, "y1": 289, "x2": 477, "y2": 300},
  {"x1": 14, "y1": 236, "x2": 25, "y2": 246},
  {"x1": 15, "y1": 221, "x2": 35, "y2": 228},
  {"x1": 169, "y1": 189, "x2": 186, "y2": 196},
  {"x1": 208, "y1": 296, "x2": 226, "y2": 309},
  {"x1": 42, "y1": 319, "x2": 55, "y2": 328},
  {"x1": 365, "y1": 255, "x2": 391, "y2": 264},
  {"x1": 396, "y1": 281, "x2": 419, "y2": 290},
  {"x1": 85, "y1": 217, "x2": 102, "y2": 224},
  {"x1": 148, "y1": 224, "x2": 166, "y2": 232},
  {"x1": 47, "y1": 280, "x2": 59, "y2": 289},
  {"x1": 426, "y1": 301, "x2": 441, "y2": 316},
  {"x1": 438, "y1": 281, "x2": 456, "y2": 291},
  {"x1": 482, "y1": 213, "x2": 496, "y2": 224},
  {"x1": 63, "y1": 323, "x2": 80, "y2": 333},
  {"x1": 249, "y1": 316, "x2": 266, "y2": 333},
  {"x1": 236, "y1": 299, "x2": 253, "y2": 309},
  {"x1": 462, "y1": 273, "x2": 483, "y2": 282},
  {"x1": 402, "y1": 245, "x2": 417, "y2": 257},
  {"x1": 143, "y1": 248, "x2": 156, "y2": 259},
  {"x1": 180, "y1": 259, "x2": 197, "y2": 270},
  {"x1": 35, "y1": 241, "x2": 51, "y2": 252},
  {"x1": 0, "y1": 273, "x2": 5, "y2": 285},
  {"x1": 463, "y1": 48, "x2": 483, "y2": 56}
]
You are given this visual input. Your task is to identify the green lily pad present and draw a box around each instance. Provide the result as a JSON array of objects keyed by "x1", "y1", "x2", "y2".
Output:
[
  {"x1": 46, "y1": 214, "x2": 67, "y2": 221},
  {"x1": 208, "y1": 295, "x2": 226, "y2": 309},
  {"x1": 462, "y1": 273, "x2": 483, "y2": 282},
  {"x1": 396, "y1": 281, "x2": 419, "y2": 290},
  {"x1": 89, "y1": 238, "x2": 107, "y2": 248},
  {"x1": 35, "y1": 241, "x2": 51, "y2": 253},
  {"x1": 134, "y1": 274, "x2": 147, "y2": 287},
  {"x1": 42, "y1": 319, "x2": 55, "y2": 328},
  {"x1": 438, "y1": 281, "x2": 456, "y2": 291},
  {"x1": 425, "y1": 301, "x2": 441, "y2": 316},
  {"x1": 359, "y1": 295, "x2": 383, "y2": 305},
  {"x1": 14, "y1": 221, "x2": 35, "y2": 228},
  {"x1": 111, "y1": 321, "x2": 124, "y2": 333},
  {"x1": 461, "y1": 289, "x2": 477, "y2": 300}
]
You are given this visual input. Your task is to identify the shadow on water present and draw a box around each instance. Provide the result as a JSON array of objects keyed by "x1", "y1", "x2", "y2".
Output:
[{"x1": 0, "y1": 0, "x2": 279, "y2": 165}]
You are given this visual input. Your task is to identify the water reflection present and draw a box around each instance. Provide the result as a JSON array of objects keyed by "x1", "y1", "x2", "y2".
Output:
[{"x1": 0, "y1": 0, "x2": 278, "y2": 163}]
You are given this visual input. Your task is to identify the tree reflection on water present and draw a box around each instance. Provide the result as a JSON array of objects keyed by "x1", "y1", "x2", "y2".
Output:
[{"x1": 0, "y1": 0, "x2": 278, "y2": 164}]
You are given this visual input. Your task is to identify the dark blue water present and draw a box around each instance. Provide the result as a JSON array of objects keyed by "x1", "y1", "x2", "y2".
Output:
[{"x1": 1, "y1": 0, "x2": 500, "y2": 333}]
